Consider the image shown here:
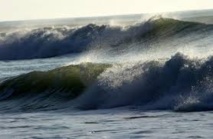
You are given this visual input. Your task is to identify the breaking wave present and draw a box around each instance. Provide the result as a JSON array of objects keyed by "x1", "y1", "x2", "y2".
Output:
[
  {"x1": 0, "y1": 16, "x2": 213, "y2": 112},
  {"x1": 1, "y1": 53, "x2": 213, "y2": 112},
  {"x1": 0, "y1": 18, "x2": 213, "y2": 60},
  {"x1": 76, "y1": 53, "x2": 213, "y2": 112}
]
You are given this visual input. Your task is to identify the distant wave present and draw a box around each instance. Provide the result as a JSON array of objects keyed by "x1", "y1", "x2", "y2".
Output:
[
  {"x1": 1, "y1": 53, "x2": 213, "y2": 112},
  {"x1": 0, "y1": 18, "x2": 212, "y2": 60}
]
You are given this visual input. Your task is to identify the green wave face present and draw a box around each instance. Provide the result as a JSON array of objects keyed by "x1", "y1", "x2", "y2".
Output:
[
  {"x1": 144, "y1": 18, "x2": 204, "y2": 38},
  {"x1": 119, "y1": 17, "x2": 212, "y2": 47},
  {"x1": 0, "y1": 63, "x2": 111, "y2": 100}
]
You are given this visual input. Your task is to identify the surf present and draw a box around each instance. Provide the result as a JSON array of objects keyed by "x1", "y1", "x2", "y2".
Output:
[
  {"x1": 0, "y1": 53, "x2": 213, "y2": 112},
  {"x1": 0, "y1": 17, "x2": 212, "y2": 60},
  {"x1": 0, "y1": 16, "x2": 213, "y2": 112}
]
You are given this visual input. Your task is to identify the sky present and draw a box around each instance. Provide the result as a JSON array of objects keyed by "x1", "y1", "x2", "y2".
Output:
[{"x1": 0, "y1": 0, "x2": 213, "y2": 21}]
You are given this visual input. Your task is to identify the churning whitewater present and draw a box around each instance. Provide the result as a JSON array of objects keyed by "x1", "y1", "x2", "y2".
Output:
[{"x1": 0, "y1": 16, "x2": 213, "y2": 113}]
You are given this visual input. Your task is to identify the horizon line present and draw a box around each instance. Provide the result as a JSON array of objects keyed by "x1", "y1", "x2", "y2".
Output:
[{"x1": 0, "y1": 8, "x2": 213, "y2": 23}]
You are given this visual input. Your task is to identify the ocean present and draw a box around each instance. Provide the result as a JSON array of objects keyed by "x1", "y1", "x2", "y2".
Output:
[{"x1": 0, "y1": 10, "x2": 213, "y2": 138}]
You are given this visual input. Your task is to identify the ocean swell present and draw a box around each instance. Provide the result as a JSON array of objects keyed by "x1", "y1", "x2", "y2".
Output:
[
  {"x1": 0, "y1": 53, "x2": 213, "y2": 112},
  {"x1": 0, "y1": 63, "x2": 110, "y2": 111},
  {"x1": 0, "y1": 18, "x2": 212, "y2": 60}
]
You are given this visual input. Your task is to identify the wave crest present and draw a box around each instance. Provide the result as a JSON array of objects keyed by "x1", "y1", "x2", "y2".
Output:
[
  {"x1": 1, "y1": 53, "x2": 213, "y2": 112},
  {"x1": 0, "y1": 18, "x2": 212, "y2": 60},
  {"x1": 76, "y1": 53, "x2": 213, "y2": 112}
]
